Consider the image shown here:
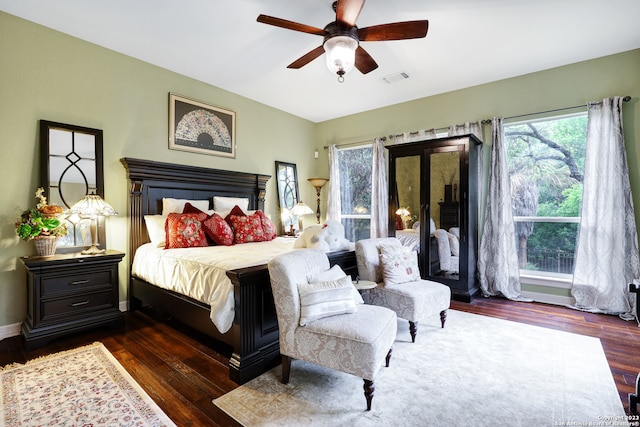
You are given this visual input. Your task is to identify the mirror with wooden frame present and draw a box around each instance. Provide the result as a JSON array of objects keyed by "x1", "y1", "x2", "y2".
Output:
[
  {"x1": 40, "y1": 120, "x2": 104, "y2": 253},
  {"x1": 275, "y1": 161, "x2": 300, "y2": 234}
]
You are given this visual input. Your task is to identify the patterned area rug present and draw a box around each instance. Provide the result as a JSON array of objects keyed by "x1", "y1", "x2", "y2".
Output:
[
  {"x1": 0, "y1": 342, "x2": 175, "y2": 427},
  {"x1": 214, "y1": 310, "x2": 627, "y2": 427}
]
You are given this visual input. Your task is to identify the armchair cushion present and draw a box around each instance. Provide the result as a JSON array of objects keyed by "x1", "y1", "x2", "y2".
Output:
[
  {"x1": 298, "y1": 276, "x2": 358, "y2": 326},
  {"x1": 379, "y1": 244, "x2": 421, "y2": 285},
  {"x1": 308, "y1": 264, "x2": 364, "y2": 304}
]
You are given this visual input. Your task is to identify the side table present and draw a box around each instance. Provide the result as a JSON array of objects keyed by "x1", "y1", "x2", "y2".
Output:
[{"x1": 21, "y1": 250, "x2": 125, "y2": 349}]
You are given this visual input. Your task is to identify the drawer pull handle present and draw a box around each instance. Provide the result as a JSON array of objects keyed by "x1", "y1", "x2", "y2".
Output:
[
  {"x1": 69, "y1": 279, "x2": 90, "y2": 286},
  {"x1": 69, "y1": 300, "x2": 89, "y2": 307}
]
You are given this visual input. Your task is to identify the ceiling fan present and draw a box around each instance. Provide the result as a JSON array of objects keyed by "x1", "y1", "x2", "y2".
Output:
[{"x1": 257, "y1": 0, "x2": 428, "y2": 82}]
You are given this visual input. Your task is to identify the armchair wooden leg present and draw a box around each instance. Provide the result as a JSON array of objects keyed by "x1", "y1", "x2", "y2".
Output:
[
  {"x1": 385, "y1": 347, "x2": 392, "y2": 367},
  {"x1": 363, "y1": 379, "x2": 375, "y2": 411},
  {"x1": 281, "y1": 355, "x2": 291, "y2": 384},
  {"x1": 440, "y1": 309, "x2": 448, "y2": 328},
  {"x1": 409, "y1": 321, "x2": 417, "y2": 343}
]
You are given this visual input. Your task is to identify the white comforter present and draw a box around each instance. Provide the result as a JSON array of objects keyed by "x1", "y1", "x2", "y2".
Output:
[{"x1": 131, "y1": 237, "x2": 297, "y2": 333}]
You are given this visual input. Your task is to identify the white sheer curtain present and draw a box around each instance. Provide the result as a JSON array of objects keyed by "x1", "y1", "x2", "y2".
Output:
[
  {"x1": 326, "y1": 144, "x2": 341, "y2": 221},
  {"x1": 370, "y1": 137, "x2": 387, "y2": 238},
  {"x1": 571, "y1": 97, "x2": 639, "y2": 321},
  {"x1": 477, "y1": 118, "x2": 527, "y2": 300}
]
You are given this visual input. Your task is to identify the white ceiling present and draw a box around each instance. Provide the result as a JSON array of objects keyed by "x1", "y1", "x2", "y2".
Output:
[{"x1": 1, "y1": 0, "x2": 639, "y2": 123}]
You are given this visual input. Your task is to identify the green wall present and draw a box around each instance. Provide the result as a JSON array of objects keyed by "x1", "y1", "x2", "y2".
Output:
[
  {"x1": 315, "y1": 48, "x2": 640, "y2": 299},
  {"x1": 1, "y1": 9, "x2": 639, "y2": 329},
  {"x1": 0, "y1": 12, "x2": 319, "y2": 328}
]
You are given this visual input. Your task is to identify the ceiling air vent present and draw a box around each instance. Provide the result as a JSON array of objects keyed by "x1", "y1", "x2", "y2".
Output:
[{"x1": 383, "y1": 72, "x2": 409, "y2": 84}]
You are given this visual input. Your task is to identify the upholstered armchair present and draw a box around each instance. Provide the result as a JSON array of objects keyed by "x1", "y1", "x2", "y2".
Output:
[
  {"x1": 355, "y1": 237, "x2": 451, "y2": 343},
  {"x1": 268, "y1": 249, "x2": 397, "y2": 411}
]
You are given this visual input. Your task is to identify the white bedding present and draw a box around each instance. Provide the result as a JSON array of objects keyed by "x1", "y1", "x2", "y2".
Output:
[{"x1": 131, "y1": 237, "x2": 298, "y2": 334}]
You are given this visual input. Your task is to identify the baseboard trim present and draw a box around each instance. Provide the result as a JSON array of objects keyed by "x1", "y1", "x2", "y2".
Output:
[
  {"x1": 119, "y1": 300, "x2": 128, "y2": 312},
  {"x1": 0, "y1": 322, "x2": 22, "y2": 340},
  {"x1": 521, "y1": 290, "x2": 575, "y2": 307}
]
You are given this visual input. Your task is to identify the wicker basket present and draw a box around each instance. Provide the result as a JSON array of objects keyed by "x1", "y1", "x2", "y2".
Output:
[{"x1": 34, "y1": 236, "x2": 57, "y2": 257}]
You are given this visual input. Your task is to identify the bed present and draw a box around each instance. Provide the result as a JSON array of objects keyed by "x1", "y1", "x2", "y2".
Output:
[{"x1": 121, "y1": 158, "x2": 357, "y2": 384}]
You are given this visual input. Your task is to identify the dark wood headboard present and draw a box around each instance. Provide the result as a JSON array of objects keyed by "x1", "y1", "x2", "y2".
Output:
[{"x1": 120, "y1": 157, "x2": 270, "y2": 260}]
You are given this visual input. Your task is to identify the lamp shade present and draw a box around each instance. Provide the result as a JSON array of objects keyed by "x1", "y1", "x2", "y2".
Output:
[
  {"x1": 307, "y1": 177, "x2": 329, "y2": 189},
  {"x1": 290, "y1": 202, "x2": 313, "y2": 216},
  {"x1": 323, "y1": 35, "x2": 357, "y2": 78},
  {"x1": 69, "y1": 193, "x2": 118, "y2": 218}
]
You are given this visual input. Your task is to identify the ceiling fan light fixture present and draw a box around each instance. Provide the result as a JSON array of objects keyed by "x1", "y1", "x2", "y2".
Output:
[{"x1": 323, "y1": 35, "x2": 358, "y2": 82}]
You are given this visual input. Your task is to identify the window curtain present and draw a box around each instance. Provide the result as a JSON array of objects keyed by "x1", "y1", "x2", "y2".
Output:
[
  {"x1": 370, "y1": 137, "x2": 388, "y2": 238},
  {"x1": 326, "y1": 144, "x2": 341, "y2": 221},
  {"x1": 392, "y1": 129, "x2": 438, "y2": 145},
  {"x1": 477, "y1": 118, "x2": 527, "y2": 300},
  {"x1": 571, "y1": 96, "x2": 639, "y2": 321}
]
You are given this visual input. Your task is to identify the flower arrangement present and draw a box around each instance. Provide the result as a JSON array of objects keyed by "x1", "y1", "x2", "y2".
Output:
[{"x1": 15, "y1": 188, "x2": 67, "y2": 241}]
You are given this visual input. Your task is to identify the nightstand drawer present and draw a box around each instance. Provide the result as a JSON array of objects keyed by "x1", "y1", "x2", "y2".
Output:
[
  {"x1": 41, "y1": 270, "x2": 111, "y2": 297},
  {"x1": 42, "y1": 289, "x2": 115, "y2": 320}
]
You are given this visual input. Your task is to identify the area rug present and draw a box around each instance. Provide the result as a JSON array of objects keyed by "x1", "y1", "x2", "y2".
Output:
[
  {"x1": 0, "y1": 342, "x2": 175, "y2": 427},
  {"x1": 214, "y1": 310, "x2": 627, "y2": 427}
]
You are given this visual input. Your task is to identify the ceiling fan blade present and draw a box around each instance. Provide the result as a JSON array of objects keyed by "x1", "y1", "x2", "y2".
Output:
[
  {"x1": 354, "y1": 46, "x2": 378, "y2": 74},
  {"x1": 287, "y1": 46, "x2": 326, "y2": 69},
  {"x1": 336, "y1": 0, "x2": 365, "y2": 27},
  {"x1": 358, "y1": 20, "x2": 429, "y2": 41},
  {"x1": 257, "y1": 14, "x2": 325, "y2": 36}
]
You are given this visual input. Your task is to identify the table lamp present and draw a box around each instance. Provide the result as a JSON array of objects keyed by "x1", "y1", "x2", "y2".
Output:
[
  {"x1": 290, "y1": 201, "x2": 313, "y2": 232},
  {"x1": 69, "y1": 193, "x2": 118, "y2": 255}
]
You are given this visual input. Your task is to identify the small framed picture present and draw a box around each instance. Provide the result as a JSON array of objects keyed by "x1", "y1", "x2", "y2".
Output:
[{"x1": 169, "y1": 93, "x2": 236, "y2": 158}]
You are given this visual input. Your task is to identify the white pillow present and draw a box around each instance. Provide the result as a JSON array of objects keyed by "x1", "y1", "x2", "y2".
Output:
[
  {"x1": 162, "y1": 198, "x2": 210, "y2": 215},
  {"x1": 298, "y1": 276, "x2": 357, "y2": 326},
  {"x1": 448, "y1": 232, "x2": 460, "y2": 256},
  {"x1": 144, "y1": 215, "x2": 167, "y2": 246},
  {"x1": 378, "y1": 244, "x2": 421, "y2": 285},
  {"x1": 430, "y1": 218, "x2": 436, "y2": 236},
  {"x1": 213, "y1": 196, "x2": 249, "y2": 214},
  {"x1": 307, "y1": 264, "x2": 364, "y2": 304}
]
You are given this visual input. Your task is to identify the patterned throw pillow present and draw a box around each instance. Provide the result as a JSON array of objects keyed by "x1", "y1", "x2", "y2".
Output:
[
  {"x1": 164, "y1": 213, "x2": 208, "y2": 249},
  {"x1": 202, "y1": 213, "x2": 234, "y2": 246},
  {"x1": 297, "y1": 276, "x2": 357, "y2": 326},
  {"x1": 227, "y1": 210, "x2": 266, "y2": 244},
  {"x1": 256, "y1": 210, "x2": 277, "y2": 241},
  {"x1": 378, "y1": 244, "x2": 421, "y2": 285}
]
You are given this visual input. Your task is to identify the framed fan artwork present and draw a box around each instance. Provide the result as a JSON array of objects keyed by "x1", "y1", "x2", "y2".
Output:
[{"x1": 169, "y1": 93, "x2": 236, "y2": 158}]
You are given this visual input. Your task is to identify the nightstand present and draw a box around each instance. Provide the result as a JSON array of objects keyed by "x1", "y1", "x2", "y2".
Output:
[{"x1": 20, "y1": 250, "x2": 125, "y2": 349}]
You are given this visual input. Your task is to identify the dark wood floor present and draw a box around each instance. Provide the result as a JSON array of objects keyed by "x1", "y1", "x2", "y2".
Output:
[{"x1": 1, "y1": 298, "x2": 639, "y2": 426}]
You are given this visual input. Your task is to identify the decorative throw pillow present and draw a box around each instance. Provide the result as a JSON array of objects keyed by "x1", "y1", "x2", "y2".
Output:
[
  {"x1": 307, "y1": 264, "x2": 364, "y2": 304},
  {"x1": 144, "y1": 215, "x2": 167, "y2": 247},
  {"x1": 202, "y1": 213, "x2": 234, "y2": 246},
  {"x1": 256, "y1": 210, "x2": 277, "y2": 241},
  {"x1": 378, "y1": 244, "x2": 421, "y2": 285},
  {"x1": 297, "y1": 276, "x2": 357, "y2": 326},
  {"x1": 164, "y1": 213, "x2": 208, "y2": 249},
  {"x1": 227, "y1": 210, "x2": 266, "y2": 243}
]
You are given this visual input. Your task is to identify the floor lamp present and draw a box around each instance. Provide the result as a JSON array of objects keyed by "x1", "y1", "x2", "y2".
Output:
[{"x1": 307, "y1": 178, "x2": 329, "y2": 224}]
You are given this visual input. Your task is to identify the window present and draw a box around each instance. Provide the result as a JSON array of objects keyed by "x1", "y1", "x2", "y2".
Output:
[
  {"x1": 504, "y1": 112, "x2": 587, "y2": 280},
  {"x1": 337, "y1": 145, "x2": 372, "y2": 241}
]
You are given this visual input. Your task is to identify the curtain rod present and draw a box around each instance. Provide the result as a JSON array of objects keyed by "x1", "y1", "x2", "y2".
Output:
[
  {"x1": 486, "y1": 95, "x2": 631, "y2": 123},
  {"x1": 324, "y1": 96, "x2": 631, "y2": 148},
  {"x1": 323, "y1": 136, "x2": 387, "y2": 149}
]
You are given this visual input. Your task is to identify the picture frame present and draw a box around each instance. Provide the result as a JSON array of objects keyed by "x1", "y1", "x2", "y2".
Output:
[{"x1": 169, "y1": 93, "x2": 236, "y2": 158}]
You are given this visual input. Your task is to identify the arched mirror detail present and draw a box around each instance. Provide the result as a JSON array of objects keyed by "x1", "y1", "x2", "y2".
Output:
[{"x1": 40, "y1": 120, "x2": 104, "y2": 253}]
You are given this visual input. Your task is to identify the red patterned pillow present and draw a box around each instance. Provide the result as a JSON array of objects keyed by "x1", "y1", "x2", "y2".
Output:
[
  {"x1": 164, "y1": 213, "x2": 208, "y2": 249},
  {"x1": 256, "y1": 210, "x2": 277, "y2": 241},
  {"x1": 202, "y1": 213, "x2": 234, "y2": 246},
  {"x1": 228, "y1": 211, "x2": 266, "y2": 243}
]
